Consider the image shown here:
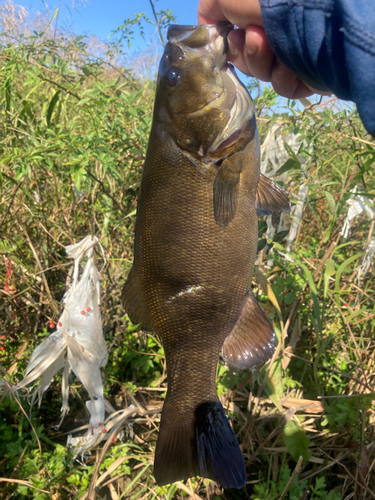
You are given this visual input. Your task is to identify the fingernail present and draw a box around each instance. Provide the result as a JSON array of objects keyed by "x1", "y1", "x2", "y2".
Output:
[
  {"x1": 228, "y1": 37, "x2": 238, "y2": 57},
  {"x1": 227, "y1": 35, "x2": 239, "y2": 57},
  {"x1": 245, "y1": 28, "x2": 258, "y2": 56},
  {"x1": 245, "y1": 39, "x2": 257, "y2": 56}
]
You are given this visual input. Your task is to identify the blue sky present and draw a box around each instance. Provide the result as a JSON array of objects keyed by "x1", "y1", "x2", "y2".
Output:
[{"x1": 14, "y1": 0, "x2": 200, "y2": 51}]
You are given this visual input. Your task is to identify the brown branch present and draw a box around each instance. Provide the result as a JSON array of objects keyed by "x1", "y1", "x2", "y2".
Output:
[{"x1": 0, "y1": 179, "x2": 24, "y2": 226}]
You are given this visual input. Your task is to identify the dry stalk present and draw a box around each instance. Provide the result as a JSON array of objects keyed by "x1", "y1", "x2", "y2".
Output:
[
  {"x1": 0, "y1": 478, "x2": 49, "y2": 494},
  {"x1": 279, "y1": 455, "x2": 303, "y2": 500},
  {"x1": 175, "y1": 481, "x2": 205, "y2": 500},
  {"x1": 0, "y1": 179, "x2": 24, "y2": 226},
  {"x1": 17, "y1": 223, "x2": 57, "y2": 313},
  {"x1": 319, "y1": 448, "x2": 375, "y2": 499}
]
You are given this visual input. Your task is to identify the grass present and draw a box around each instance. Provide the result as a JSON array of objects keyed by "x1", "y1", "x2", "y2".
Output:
[{"x1": 0, "y1": 2, "x2": 375, "y2": 499}]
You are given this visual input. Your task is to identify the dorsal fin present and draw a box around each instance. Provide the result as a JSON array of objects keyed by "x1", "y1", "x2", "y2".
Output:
[{"x1": 256, "y1": 173, "x2": 291, "y2": 216}]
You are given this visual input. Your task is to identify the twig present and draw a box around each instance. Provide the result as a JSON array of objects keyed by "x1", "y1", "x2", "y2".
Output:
[
  {"x1": 251, "y1": 407, "x2": 295, "y2": 460},
  {"x1": 149, "y1": 0, "x2": 165, "y2": 47},
  {"x1": 17, "y1": 223, "x2": 58, "y2": 314},
  {"x1": 84, "y1": 168, "x2": 124, "y2": 213},
  {"x1": 341, "y1": 134, "x2": 375, "y2": 148},
  {"x1": 283, "y1": 351, "x2": 372, "y2": 391},
  {"x1": 0, "y1": 370, "x2": 42, "y2": 457},
  {"x1": 0, "y1": 179, "x2": 24, "y2": 226},
  {"x1": 85, "y1": 405, "x2": 157, "y2": 500},
  {"x1": 279, "y1": 455, "x2": 303, "y2": 500},
  {"x1": 300, "y1": 451, "x2": 350, "y2": 481},
  {"x1": 317, "y1": 392, "x2": 375, "y2": 399},
  {"x1": 0, "y1": 478, "x2": 49, "y2": 494},
  {"x1": 175, "y1": 481, "x2": 205, "y2": 500},
  {"x1": 319, "y1": 448, "x2": 375, "y2": 499}
]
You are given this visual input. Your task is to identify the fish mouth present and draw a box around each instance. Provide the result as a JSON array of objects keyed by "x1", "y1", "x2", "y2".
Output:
[
  {"x1": 207, "y1": 63, "x2": 254, "y2": 156},
  {"x1": 166, "y1": 24, "x2": 254, "y2": 159},
  {"x1": 167, "y1": 22, "x2": 233, "y2": 53}
]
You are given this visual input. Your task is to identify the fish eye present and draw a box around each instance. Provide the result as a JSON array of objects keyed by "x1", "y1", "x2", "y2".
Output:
[{"x1": 165, "y1": 66, "x2": 180, "y2": 86}]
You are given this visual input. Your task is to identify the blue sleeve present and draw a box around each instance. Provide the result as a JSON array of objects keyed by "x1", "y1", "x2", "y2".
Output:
[{"x1": 259, "y1": 0, "x2": 375, "y2": 136}]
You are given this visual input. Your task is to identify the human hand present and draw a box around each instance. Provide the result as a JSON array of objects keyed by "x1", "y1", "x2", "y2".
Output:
[{"x1": 197, "y1": 0, "x2": 318, "y2": 99}]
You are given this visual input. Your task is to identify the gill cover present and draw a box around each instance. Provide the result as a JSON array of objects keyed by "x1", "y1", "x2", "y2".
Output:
[{"x1": 157, "y1": 24, "x2": 255, "y2": 160}]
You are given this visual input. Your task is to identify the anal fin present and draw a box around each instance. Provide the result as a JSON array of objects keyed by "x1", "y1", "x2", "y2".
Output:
[
  {"x1": 222, "y1": 291, "x2": 275, "y2": 369},
  {"x1": 256, "y1": 173, "x2": 291, "y2": 216},
  {"x1": 122, "y1": 267, "x2": 153, "y2": 331}
]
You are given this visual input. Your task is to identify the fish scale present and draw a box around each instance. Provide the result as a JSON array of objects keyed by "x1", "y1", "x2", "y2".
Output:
[{"x1": 122, "y1": 22, "x2": 291, "y2": 489}]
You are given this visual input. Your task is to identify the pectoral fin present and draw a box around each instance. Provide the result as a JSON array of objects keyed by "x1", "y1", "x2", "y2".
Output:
[
  {"x1": 256, "y1": 173, "x2": 291, "y2": 216},
  {"x1": 222, "y1": 291, "x2": 275, "y2": 369},
  {"x1": 213, "y1": 159, "x2": 241, "y2": 228},
  {"x1": 122, "y1": 267, "x2": 154, "y2": 331}
]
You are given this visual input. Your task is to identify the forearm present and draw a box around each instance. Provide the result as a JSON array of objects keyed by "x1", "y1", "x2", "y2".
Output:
[{"x1": 260, "y1": 0, "x2": 375, "y2": 135}]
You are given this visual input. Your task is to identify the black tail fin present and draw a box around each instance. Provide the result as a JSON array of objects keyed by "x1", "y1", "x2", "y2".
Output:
[{"x1": 154, "y1": 401, "x2": 246, "y2": 489}]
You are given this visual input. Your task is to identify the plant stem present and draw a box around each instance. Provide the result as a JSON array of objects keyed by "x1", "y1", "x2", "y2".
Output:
[
  {"x1": 149, "y1": 0, "x2": 165, "y2": 47},
  {"x1": 279, "y1": 455, "x2": 303, "y2": 500}
]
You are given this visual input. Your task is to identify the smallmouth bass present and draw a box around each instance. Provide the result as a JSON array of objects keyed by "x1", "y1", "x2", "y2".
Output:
[{"x1": 123, "y1": 23, "x2": 290, "y2": 489}]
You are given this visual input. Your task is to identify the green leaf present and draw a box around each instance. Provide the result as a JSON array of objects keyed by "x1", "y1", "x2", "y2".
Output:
[
  {"x1": 334, "y1": 253, "x2": 363, "y2": 294},
  {"x1": 300, "y1": 263, "x2": 322, "y2": 333},
  {"x1": 274, "y1": 230, "x2": 289, "y2": 243},
  {"x1": 275, "y1": 158, "x2": 300, "y2": 177},
  {"x1": 46, "y1": 90, "x2": 60, "y2": 126},
  {"x1": 50, "y1": 8, "x2": 59, "y2": 23},
  {"x1": 285, "y1": 291, "x2": 296, "y2": 305},
  {"x1": 283, "y1": 421, "x2": 312, "y2": 463},
  {"x1": 258, "y1": 220, "x2": 268, "y2": 235},
  {"x1": 324, "y1": 258, "x2": 335, "y2": 298},
  {"x1": 257, "y1": 239, "x2": 267, "y2": 252},
  {"x1": 324, "y1": 190, "x2": 336, "y2": 214}
]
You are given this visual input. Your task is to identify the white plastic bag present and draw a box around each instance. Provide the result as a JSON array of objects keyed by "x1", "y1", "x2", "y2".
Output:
[
  {"x1": 341, "y1": 187, "x2": 374, "y2": 238},
  {"x1": 15, "y1": 236, "x2": 109, "y2": 434}
]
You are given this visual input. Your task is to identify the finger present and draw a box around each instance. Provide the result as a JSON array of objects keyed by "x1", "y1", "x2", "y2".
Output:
[
  {"x1": 227, "y1": 27, "x2": 274, "y2": 81},
  {"x1": 271, "y1": 61, "x2": 315, "y2": 99},
  {"x1": 198, "y1": 0, "x2": 263, "y2": 27},
  {"x1": 197, "y1": 0, "x2": 225, "y2": 24}
]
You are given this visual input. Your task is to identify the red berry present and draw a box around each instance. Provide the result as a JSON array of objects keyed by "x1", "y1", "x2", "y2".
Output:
[
  {"x1": 335, "y1": 197, "x2": 338, "y2": 201},
  {"x1": 102, "y1": 429, "x2": 106, "y2": 433},
  {"x1": 98, "y1": 422, "x2": 102, "y2": 426},
  {"x1": 109, "y1": 117, "x2": 113, "y2": 121},
  {"x1": 26, "y1": 309, "x2": 29, "y2": 313},
  {"x1": 49, "y1": 321, "x2": 55, "y2": 329},
  {"x1": 86, "y1": 306, "x2": 91, "y2": 312},
  {"x1": 0, "y1": 347, "x2": 4, "y2": 351},
  {"x1": 113, "y1": 437, "x2": 118, "y2": 442},
  {"x1": 314, "y1": 258, "x2": 318, "y2": 262},
  {"x1": 91, "y1": 426, "x2": 94, "y2": 430},
  {"x1": 350, "y1": 296, "x2": 354, "y2": 301},
  {"x1": 309, "y1": 266, "x2": 313, "y2": 269},
  {"x1": 81, "y1": 310, "x2": 85, "y2": 315},
  {"x1": 1, "y1": 336, "x2": 5, "y2": 340},
  {"x1": 344, "y1": 303, "x2": 348, "y2": 307},
  {"x1": 58, "y1": 322, "x2": 62, "y2": 327}
]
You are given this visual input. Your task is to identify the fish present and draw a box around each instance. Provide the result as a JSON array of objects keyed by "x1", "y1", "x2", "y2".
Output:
[{"x1": 122, "y1": 22, "x2": 291, "y2": 489}]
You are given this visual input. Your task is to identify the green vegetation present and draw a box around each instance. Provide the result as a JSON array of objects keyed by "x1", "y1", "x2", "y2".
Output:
[{"x1": 1, "y1": 2, "x2": 374, "y2": 499}]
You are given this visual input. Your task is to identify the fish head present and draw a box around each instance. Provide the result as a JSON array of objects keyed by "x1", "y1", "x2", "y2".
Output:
[{"x1": 156, "y1": 23, "x2": 256, "y2": 162}]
